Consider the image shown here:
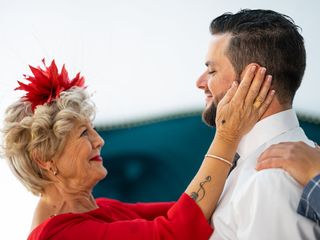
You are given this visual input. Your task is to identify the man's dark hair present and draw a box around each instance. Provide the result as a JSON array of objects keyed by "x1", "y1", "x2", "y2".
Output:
[{"x1": 210, "y1": 9, "x2": 306, "y2": 105}]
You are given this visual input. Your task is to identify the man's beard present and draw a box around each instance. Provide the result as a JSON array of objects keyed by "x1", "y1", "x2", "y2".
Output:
[
  {"x1": 202, "y1": 76, "x2": 240, "y2": 127},
  {"x1": 202, "y1": 101, "x2": 217, "y2": 127}
]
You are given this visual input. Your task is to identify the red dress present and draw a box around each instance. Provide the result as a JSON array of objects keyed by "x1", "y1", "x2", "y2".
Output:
[{"x1": 28, "y1": 193, "x2": 213, "y2": 240}]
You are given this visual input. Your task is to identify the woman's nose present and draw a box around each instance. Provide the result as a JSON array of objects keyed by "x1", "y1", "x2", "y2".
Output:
[{"x1": 92, "y1": 130, "x2": 105, "y2": 149}]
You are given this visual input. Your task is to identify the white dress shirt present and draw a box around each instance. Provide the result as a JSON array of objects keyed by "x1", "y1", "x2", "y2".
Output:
[{"x1": 210, "y1": 109, "x2": 320, "y2": 240}]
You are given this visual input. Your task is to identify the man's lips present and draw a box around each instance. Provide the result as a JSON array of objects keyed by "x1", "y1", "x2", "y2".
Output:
[
  {"x1": 90, "y1": 155, "x2": 103, "y2": 162},
  {"x1": 204, "y1": 91, "x2": 213, "y2": 102},
  {"x1": 205, "y1": 95, "x2": 213, "y2": 104}
]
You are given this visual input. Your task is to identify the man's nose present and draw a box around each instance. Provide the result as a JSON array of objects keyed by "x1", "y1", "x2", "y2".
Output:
[{"x1": 196, "y1": 71, "x2": 208, "y2": 90}]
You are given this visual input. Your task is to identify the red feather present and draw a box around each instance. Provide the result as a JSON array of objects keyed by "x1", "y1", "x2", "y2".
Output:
[{"x1": 15, "y1": 59, "x2": 86, "y2": 111}]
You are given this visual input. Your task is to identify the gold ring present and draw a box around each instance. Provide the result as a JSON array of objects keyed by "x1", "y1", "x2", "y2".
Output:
[{"x1": 253, "y1": 98, "x2": 263, "y2": 108}]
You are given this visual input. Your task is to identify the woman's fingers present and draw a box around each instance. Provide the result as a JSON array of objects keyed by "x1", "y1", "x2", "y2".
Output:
[
  {"x1": 244, "y1": 67, "x2": 267, "y2": 105},
  {"x1": 231, "y1": 64, "x2": 274, "y2": 119},
  {"x1": 258, "y1": 88, "x2": 275, "y2": 118},
  {"x1": 253, "y1": 74, "x2": 272, "y2": 107},
  {"x1": 232, "y1": 65, "x2": 257, "y2": 103},
  {"x1": 218, "y1": 81, "x2": 238, "y2": 107},
  {"x1": 232, "y1": 65, "x2": 273, "y2": 111}
]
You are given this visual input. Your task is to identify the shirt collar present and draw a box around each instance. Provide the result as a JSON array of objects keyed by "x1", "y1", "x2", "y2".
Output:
[{"x1": 237, "y1": 109, "x2": 299, "y2": 158}]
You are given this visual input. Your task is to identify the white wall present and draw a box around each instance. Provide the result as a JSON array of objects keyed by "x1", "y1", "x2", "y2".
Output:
[{"x1": 0, "y1": 0, "x2": 319, "y2": 239}]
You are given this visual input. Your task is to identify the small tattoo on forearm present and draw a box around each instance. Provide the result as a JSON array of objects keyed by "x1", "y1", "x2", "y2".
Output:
[{"x1": 190, "y1": 176, "x2": 212, "y2": 202}]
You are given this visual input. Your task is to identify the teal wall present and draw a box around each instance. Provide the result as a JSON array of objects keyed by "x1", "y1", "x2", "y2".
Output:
[
  {"x1": 300, "y1": 120, "x2": 320, "y2": 143},
  {"x1": 93, "y1": 114, "x2": 320, "y2": 203}
]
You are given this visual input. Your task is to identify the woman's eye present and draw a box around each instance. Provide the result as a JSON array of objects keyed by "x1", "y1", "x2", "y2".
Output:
[
  {"x1": 208, "y1": 70, "x2": 216, "y2": 75},
  {"x1": 80, "y1": 129, "x2": 88, "y2": 137}
]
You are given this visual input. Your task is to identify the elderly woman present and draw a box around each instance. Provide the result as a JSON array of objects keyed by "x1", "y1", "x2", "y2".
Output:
[{"x1": 2, "y1": 60, "x2": 273, "y2": 240}]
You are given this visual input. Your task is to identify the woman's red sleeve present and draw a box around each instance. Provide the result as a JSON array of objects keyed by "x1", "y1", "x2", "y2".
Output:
[
  {"x1": 102, "y1": 198, "x2": 175, "y2": 220},
  {"x1": 33, "y1": 193, "x2": 213, "y2": 240}
]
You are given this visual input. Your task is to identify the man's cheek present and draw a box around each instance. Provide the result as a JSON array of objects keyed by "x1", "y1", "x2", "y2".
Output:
[{"x1": 215, "y1": 90, "x2": 228, "y2": 104}]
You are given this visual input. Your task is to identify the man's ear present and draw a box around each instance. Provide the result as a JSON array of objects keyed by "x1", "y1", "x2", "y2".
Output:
[{"x1": 240, "y1": 63, "x2": 261, "y2": 81}]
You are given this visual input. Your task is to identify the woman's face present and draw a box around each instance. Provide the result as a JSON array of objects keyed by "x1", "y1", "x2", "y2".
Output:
[{"x1": 53, "y1": 119, "x2": 107, "y2": 191}]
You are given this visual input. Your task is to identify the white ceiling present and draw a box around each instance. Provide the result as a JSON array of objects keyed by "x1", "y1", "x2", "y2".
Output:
[{"x1": 0, "y1": 0, "x2": 319, "y2": 126}]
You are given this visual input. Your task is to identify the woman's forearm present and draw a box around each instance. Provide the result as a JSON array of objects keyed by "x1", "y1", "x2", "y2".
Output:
[{"x1": 185, "y1": 133, "x2": 239, "y2": 219}]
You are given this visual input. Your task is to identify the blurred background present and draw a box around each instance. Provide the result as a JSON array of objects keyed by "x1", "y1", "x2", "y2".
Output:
[{"x1": 0, "y1": 0, "x2": 319, "y2": 239}]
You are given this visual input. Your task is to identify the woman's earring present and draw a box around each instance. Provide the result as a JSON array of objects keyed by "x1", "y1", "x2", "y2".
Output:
[{"x1": 50, "y1": 163, "x2": 59, "y2": 176}]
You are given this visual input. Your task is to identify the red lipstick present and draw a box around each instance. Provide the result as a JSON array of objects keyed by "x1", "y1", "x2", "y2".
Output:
[{"x1": 90, "y1": 155, "x2": 103, "y2": 162}]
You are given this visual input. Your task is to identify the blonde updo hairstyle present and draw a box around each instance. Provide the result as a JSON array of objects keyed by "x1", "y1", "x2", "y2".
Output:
[{"x1": 2, "y1": 87, "x2": 95, "y2": 195}]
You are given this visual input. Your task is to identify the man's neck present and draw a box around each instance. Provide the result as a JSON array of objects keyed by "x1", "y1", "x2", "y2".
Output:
[{"x1": 259, "y1": 97, "x2": 291, "y2": 121}]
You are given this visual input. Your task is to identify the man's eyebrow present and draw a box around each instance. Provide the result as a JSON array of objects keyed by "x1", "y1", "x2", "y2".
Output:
[{"x1": 205, "y1": 61, "x2": 214, "y2": 67}]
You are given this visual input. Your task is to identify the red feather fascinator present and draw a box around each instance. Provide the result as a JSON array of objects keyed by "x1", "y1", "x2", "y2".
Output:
[{"x1": 15, "y1": 59, "x2": 85, "y2": 111}]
